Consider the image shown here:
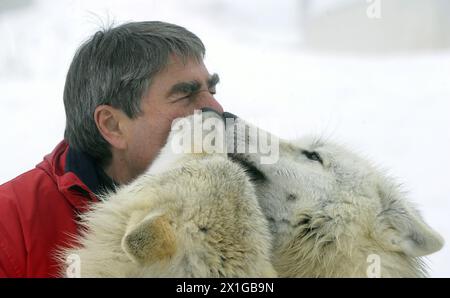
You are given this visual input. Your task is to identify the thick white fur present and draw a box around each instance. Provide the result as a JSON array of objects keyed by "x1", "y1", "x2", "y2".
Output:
[
  {"x1": 58, "y1": 112, "x2": 444, "y2": 278},
  {"x1": 231, "y1": 118, "x2": 444, "y2": 277},
  {"x1": 57, "y1": 111, "x2": 275, "y2": 277}
]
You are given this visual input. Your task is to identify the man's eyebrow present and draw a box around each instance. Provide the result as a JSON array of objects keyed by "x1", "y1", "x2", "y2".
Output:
[
  {"x1": 166, "y1": 73, "x2": 220, "y2": 98},
  {"x1": 207, "y1": 73, "x2": 220, "y2": 88}
]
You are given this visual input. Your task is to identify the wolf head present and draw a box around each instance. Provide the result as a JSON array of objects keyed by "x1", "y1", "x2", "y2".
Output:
[{"x1": 228, "y1": 118, "x2": 444, "y2": 277}]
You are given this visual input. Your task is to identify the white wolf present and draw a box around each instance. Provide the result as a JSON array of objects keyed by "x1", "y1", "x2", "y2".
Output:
[
  {"x1": 59, "y1": 110, "x2": 444, "y2": 278},
  {"x1": 227, "y1": 115, "x2": 445, "y2": 277},
  {"x1": 58, "y1": 110, "x2": 276, "y2": 277}
]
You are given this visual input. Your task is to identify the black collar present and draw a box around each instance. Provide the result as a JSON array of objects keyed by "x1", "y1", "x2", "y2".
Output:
[{"x1": 65, "y1": 146, "x2": 116, "y2": 196}]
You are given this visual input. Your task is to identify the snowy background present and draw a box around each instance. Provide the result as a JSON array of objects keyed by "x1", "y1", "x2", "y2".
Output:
[{"x1": 1, "y1": 0, "x2": 449, "y2": 277}]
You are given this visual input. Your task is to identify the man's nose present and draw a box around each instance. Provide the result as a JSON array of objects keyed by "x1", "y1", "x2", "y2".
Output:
[{"x1": 195, "y1": 91, "x2": 224, "y2": 114}]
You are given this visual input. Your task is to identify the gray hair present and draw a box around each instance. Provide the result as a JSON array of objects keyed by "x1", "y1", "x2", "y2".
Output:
[{"x1": 63, "y1": 21, "x2": 206, "y2": 166}]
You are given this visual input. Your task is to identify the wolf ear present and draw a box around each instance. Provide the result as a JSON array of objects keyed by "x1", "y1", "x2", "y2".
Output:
[
  {"x1": 383, "y1": 212, "x2": 444, "y2": 257},
  {"x1": 121, "y1": 213, "x2": 176, "y2": 265},
  {"x1": 377, "y1": 184, "x2": 444, "y2": 257}
]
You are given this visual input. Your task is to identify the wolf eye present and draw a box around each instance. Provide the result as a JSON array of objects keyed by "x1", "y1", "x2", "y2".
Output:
[{"x1": 302, "y1": 150, "x2": 323, "y2": 165}]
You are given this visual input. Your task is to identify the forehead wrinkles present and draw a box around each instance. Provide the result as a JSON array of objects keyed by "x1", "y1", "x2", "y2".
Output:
[{"x1": 156, "y1": 55, "x2": 205, "y2": 81}]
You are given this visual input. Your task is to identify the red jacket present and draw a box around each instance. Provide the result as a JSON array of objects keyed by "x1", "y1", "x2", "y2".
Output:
[{"x1": 0, "y1": 141, "x2": 99, "y2": 277}]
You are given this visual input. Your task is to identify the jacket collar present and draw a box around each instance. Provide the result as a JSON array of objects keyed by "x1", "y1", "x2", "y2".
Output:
[
  {"x1": 36, "y1": 141, "x2": 116, "y2": 212},
  {"x1": 64, "y1": 146, "x2": 116, "y2": 196}
]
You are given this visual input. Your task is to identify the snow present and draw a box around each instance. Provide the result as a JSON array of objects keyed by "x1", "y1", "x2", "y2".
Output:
[{"x1": 1, "y1": 0, "x2": 449, "y2": 277}]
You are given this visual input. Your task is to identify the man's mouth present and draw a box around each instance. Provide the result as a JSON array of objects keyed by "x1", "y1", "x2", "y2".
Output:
[{"x1": 228, "y1": 153, "x2": 266, "y2": 183}]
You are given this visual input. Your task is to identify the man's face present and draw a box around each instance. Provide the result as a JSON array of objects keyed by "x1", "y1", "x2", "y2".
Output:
[{"x1": 123, "y1": 55, "x2": 224, "y2": 179}]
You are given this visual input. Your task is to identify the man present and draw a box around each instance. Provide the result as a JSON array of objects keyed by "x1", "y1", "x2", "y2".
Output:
[{"x1": 0, "y1": 21, "x2": 223, "y2": 277}]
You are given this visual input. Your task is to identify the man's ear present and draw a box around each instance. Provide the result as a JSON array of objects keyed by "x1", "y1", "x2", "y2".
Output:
[
  {"x1": 94, "y1": 105, "x2": 129, "y2": 150},
  {"x1": 121, "y1": 212, "x2": 177, "y2": 265}
]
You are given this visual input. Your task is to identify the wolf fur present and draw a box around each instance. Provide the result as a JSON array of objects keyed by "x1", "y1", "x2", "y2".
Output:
[
  {"x1": 229, "y1": 118, "x2": 444, "y2": 277},
  {"x1": 58, "y1": 111, "x2": 444, "y2": 277},
  {"x1": 57, "y1": 111, "x2": 275, "y2": 277}
]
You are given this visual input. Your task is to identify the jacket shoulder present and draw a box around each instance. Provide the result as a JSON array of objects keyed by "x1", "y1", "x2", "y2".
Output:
[{"x1": 0, "y1": 168, "x2": 77, "y2": 277}]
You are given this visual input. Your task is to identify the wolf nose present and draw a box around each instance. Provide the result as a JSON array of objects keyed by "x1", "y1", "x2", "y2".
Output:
[{"x1": 222, "y1": 111, "x2": 238, "y2": 121}]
